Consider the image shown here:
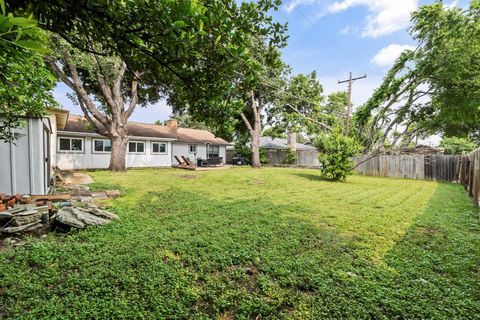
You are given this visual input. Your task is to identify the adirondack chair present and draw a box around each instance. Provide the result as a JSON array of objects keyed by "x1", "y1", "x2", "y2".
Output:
[
  {"x1": 174, "y1": 156, "x2": 186, "y2": 167},
  {"x1": 181, "y1": 156, "x2": 195, "y2": 167}
]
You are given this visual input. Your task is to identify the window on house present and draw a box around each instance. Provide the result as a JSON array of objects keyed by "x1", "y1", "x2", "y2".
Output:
[
  {"x1": 93, "y1": 139, "x2": 111, "y2": 152},
  {"x1": 58, "y1": 137, "x2": 83, "y2": 152},
  {"x1": 188, "y1": 144, "x2": 197, "y2": 154},
  {"x1": 207, "y1": 145, "x2": 220, "y2": 158},
  {"x1": 128, "y1": 141, "x2": 145, "y2": 153},
  {"x1": 152, "y1": 142, "x2": 167, "y2": 154}
]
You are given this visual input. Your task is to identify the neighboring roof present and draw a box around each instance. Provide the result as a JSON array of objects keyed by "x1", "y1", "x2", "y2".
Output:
[
  {"x1": 60, "y1": 115, "x2": 231, "y2": 145},
  {"x1": 398, "y1": 145, "x2": 444, "y2": 155},
  {"x1": 260, "y1": 137, "x2": 317, "y2": 151}
]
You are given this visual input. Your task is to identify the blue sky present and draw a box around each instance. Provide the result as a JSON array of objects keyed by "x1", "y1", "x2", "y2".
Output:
[{"x1": 53, "y1": 0, "x2": 465, "y2": 141}]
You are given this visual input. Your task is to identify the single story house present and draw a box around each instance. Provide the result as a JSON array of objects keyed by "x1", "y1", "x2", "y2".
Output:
[
  {"x1": 259, "y1": 136, "x2": 318, "y2": 152},
  {"x1": 1, "y1": 109, "x2": 230, "y2": 195},
  {"x1": 260, "y1": 134, "x2": 321, "y2": 168}
]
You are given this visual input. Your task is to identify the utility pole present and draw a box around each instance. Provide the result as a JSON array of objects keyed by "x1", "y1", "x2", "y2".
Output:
[{"x1": 338, "y1": 72, "x2": 367, "y2": 136}]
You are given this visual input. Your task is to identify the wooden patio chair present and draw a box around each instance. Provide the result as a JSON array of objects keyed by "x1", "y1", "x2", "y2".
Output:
[
  {"x1": 174, "y1": 156, "x2": 186, "y2": 167},
  {"x1": 181, "y1": 156, "x2": 195, "y2": 167}
]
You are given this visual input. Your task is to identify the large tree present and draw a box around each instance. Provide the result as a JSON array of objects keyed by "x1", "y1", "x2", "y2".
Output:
[
  {"x1": 269, "y1": 71, "x2": 332, "y2": 139},
  {"x1": 45, "y1": 35, "x2": 157, "y2": 171},
  {"x1": 356, "y1": 1, "x2": 480, "y2": 151},
  {"x1": 168, "y1": 38, "x2": 288, "y2": 168},
  {"x1": 9, "y1": 0, "x2": 287, "y2": 170}
]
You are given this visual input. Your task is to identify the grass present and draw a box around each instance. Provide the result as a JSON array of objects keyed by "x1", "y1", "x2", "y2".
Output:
[{"x1": 1, "y1": 167, "x2": 479, "y2": 319}]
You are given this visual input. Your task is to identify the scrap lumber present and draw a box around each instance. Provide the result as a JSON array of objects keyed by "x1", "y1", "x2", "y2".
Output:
[
  {"x1": 2, "y1": 220, "x2": 42, "y2": 234},
  {"x1": 28, "y1": 194, "x2": 72, "y2": 202}
]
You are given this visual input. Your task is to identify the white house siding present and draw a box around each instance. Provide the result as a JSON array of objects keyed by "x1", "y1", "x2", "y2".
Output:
[
  {"x1": 56, "y1": 135, "x2": 172, "y2": 170},
  {"x1": 0, "y1": 118, "x2": 51, "y2": 195},
  {"x1": 172, "y1": 142, "x2": 226, "y2": 165}
]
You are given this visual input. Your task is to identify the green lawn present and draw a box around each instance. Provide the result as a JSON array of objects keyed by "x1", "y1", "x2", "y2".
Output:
[{"x1": 1, "y1": 168, "x2": 479, "y2": 319}]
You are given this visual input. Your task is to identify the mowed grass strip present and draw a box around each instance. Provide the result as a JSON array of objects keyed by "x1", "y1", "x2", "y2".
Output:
[{"x1": 0, "y1": 168, "x2": 478, "y2": 319}]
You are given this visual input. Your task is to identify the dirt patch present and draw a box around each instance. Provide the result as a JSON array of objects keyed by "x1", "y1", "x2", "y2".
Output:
[
  {"x1": 64, "y1": 172, "x2": 93, "y2": 185},
  {"x1": 174, "y1": 174, "x2": 198, "y2": 180},
  {"x1": 417, "y1": 226, "x2": 440, "y2": 235},
  {"x1": 253, "y1": 179, "x2": 265, "y2": 185}
]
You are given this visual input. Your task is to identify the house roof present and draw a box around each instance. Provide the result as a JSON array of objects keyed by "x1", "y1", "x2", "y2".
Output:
[
  {"x1": 60, "y1": 115, "x2": 231, "y2": 145},
  {"x1": 260, "y1": 137, "x2": 317, "y2": 151}
]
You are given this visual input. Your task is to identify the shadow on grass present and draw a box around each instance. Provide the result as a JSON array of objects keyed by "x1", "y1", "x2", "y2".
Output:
[
  {"x1": 2, "y1": 184, "x2": 478, "y2": 319},
  {"x1": 376, "y1": 182, "x2": 480, "y2": 318},
  {"x1": 291, "y1": 172, "x2": 333, "y2": 182}
]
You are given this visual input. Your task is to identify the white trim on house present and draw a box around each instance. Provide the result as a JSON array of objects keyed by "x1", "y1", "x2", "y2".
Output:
[
  {"x1": 151, "y1": 141, "x2": 167, "y2": 154},
  {"x1": 57, "y1": 137, "x2": 84, "y2": 154},
  {"x1": 92, "y1": 139, "x2": 112, "y2": 154},
  {"x1": 128, "y1": 141, "x2": 146, "y2": 154},
  {"x1": 188, "y1": 144, "x2": 197, "y2": 154},
  {"x1": 57, "y1": 130, "x2": 177, "y2": 142}
]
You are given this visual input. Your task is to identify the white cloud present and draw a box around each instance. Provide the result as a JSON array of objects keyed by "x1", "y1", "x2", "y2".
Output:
[
  {"x1": 444, "y1": 1, "x2": 458, "y2": 9},
  {"x1": 328, "y1": 0, "x2": 418, "y2": 38},
  {"x1": 284, "y1": 0, "x2": 317, "y2": 13},
  {"x1": 284, "y1": 0, "x2": 418, "y2": 38},
  {"x1": 371, "y1": 44, "x2": 415, "y2": 67}
]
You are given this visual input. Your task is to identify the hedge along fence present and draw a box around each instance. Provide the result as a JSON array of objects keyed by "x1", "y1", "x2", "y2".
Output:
[{"x1": 354, "y1": 149, "x2": 480, "y2": 207}]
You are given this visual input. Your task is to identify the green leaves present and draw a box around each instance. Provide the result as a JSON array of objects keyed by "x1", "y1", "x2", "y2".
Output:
[
  {"x1": 16, "y1": 39, "x2": 51, "y2": 53},
  {"x1": 315, "y1": 132, "x2": 361, "y2": 181}
]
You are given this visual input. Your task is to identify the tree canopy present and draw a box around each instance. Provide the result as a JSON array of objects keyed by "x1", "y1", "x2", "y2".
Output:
[
  {"x1": 355, "y1": 0, "x2": 480, "y2": 151},
  {"x1": 0, "y1": 0, "x2": 56, "y2": 142}
]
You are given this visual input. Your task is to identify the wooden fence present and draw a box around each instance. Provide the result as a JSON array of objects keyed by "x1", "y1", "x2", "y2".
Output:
[
  {"x1": 264, "y1": 149, "x2": 320, "y2": 168},
  {"x1": 354, "y1": 150, "x2": 480, "y2": 206},
  {"x1": 457, "y1": 150, "x2": 480, "y2": 207},
  {"x1": 354, "y1": 154, "x2": 459, "y2": 181}
]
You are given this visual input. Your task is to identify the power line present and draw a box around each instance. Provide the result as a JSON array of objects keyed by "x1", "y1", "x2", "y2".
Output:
[{"x1": 338, "y1": 72, "x2": 367, "y2": 136}]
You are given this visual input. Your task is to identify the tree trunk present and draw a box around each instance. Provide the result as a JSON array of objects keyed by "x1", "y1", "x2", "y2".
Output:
[
  {"x1": 251, "y1": 128, "x2": 261, "y2": 168},
  {"x1": 240, "y1": 92, "x2": 263, "y2": 168},
  {"x1": 109, "y1": 136, "x2": 128, "y2": 171}
]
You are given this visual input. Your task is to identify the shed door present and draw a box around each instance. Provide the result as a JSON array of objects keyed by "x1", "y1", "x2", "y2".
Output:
[{"x1": 43, "y1": 127, "x2": 51, "y2": 192}]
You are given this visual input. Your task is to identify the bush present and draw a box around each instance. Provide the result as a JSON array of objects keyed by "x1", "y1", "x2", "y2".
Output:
[
  {"x1": 315, "y1": 133, "x2": 360, "y2": 181},
  {"x1": 283, "y1": 149, "x2": 297, "y2": 165},
  {"x1": 439, "y1": 137, "x2": 477, "y2": 155},
  {"x1": 260, "y1": 148, "x2": 269, "y2": 165}
]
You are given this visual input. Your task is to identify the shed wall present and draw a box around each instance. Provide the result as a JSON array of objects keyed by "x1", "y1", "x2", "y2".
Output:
[{"x1": 0, "y1": 118, "x2": 50, "y2": 195}]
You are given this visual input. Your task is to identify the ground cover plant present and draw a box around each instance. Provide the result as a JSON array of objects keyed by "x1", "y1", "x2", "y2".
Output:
[{"x1": 1, "y1": 168, "x2": 479, "y2": 319}]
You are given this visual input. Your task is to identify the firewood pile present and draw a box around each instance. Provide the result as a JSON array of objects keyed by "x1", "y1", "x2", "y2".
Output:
[{"x1": 0, "y1": 192, "x2": 119, "y2": 236}]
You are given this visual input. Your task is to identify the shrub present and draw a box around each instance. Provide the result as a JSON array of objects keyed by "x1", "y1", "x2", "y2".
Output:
[
  {"x1": 283, "y1": 149, "x2": 297, "y2": 165},
  {"x1": 439, "y1": 137, "x2": 477, "y2": 155},
  {"x1": 260, "y1": 148, "x2": 269, "y2": 165},
  {"x1": 315, "y1": 133, "x2": 360, "y2": 181}
]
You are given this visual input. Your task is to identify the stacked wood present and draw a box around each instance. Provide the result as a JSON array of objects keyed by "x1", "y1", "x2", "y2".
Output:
[
  {"x1": 1, "y1": 202, "x2": 118, "y2": 235},
  {"x1": 55, "y1": 205, "x2": 118, "y2": 229}
]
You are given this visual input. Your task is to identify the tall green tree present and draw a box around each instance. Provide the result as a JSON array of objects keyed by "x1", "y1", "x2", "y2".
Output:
[
  {"x1": 356, "y1": 1, "x2": 480, "y2": 151},
  {"x1": 439, "y1": 137, "x2": 477, "y2": 155},
  {"x1": 9, "y1": 0, "x2": 287, "y2": 170},
  {"x1": 45, "y1": 35, "x2": 158, "y2": 171},
  {"x1": 0, "y1": 0, "x2": 56, "y2": 142},
  {"x1": 269, "y1": 71, "x2": 330, "y2": 137},
  {"x1": 169, "y1": 39, "x2": 288, "y2": 168}
]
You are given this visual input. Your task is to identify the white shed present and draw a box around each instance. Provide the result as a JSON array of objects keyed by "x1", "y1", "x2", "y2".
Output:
[{"x1": 0, "y1": 109, "x2": 68, "y2": 195}]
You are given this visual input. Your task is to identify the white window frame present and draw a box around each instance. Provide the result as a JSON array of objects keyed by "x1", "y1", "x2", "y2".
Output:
[
  {"x1": 58, "y1": 137, "x2": 84, "y2": 153},
  {"x1": 151, "y1": 142, "x2": 167, "y2": 154},
  {"x1": 128, "y1": 141, "x2": 146, "y2": 154},
  {"x1": 207, "y1": 144, "x2": 220, "y2": 158},
  {"x1": 92, "y1": 139, "x2": 112, "y2": 153},
  {"x1": 188, "y1": 144, "x2": 197, "y2": 154}
]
